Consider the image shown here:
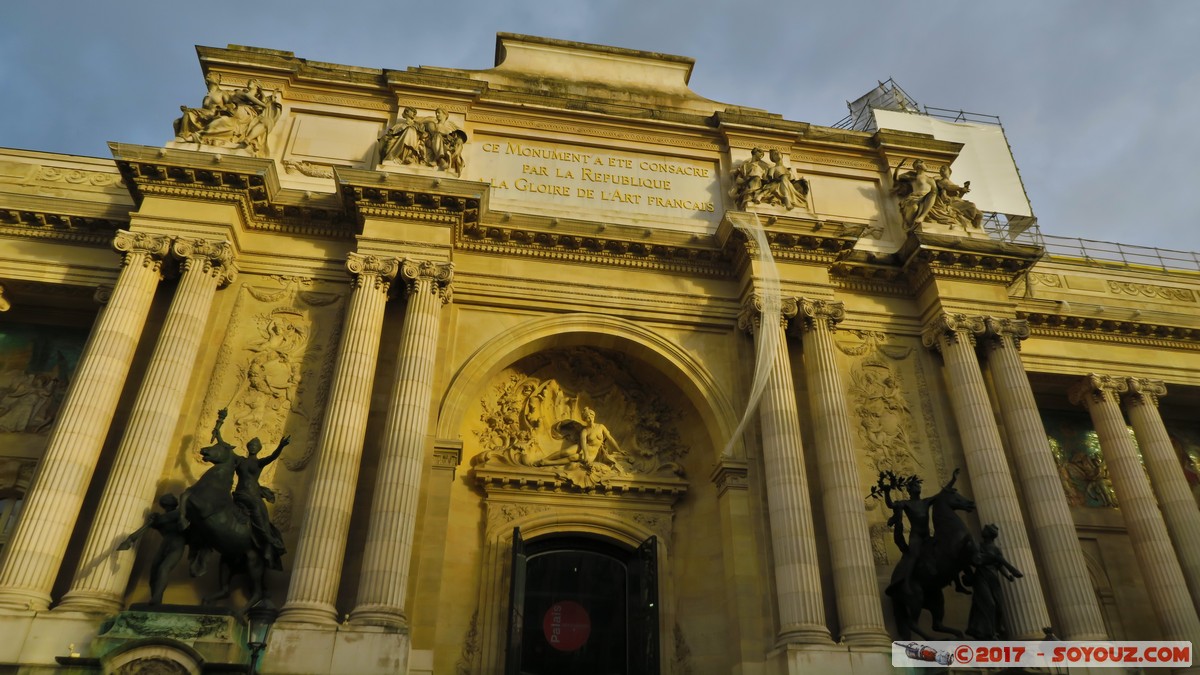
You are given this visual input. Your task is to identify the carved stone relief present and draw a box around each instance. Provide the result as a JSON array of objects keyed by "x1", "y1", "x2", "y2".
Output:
[
  {"x1": 173, "y1": 74, "x2": 282, "y2": 157},
  {"x1": 455, "y1": 608, "x2": 481, "y2": 675},
  {"x1": 378, "y1": 107, "x2": 468, "y2": 176},
  {"x1": 837, "y1": 331, "x2": 926, "y2": 476},
  {"x1": 189, "y1": 276, "x2": 343, "y2": 535},
  {"x1": 1107, "y1": 280, "x2": 1195, "y2": 302},
  {"x1": 728, "y1": 148, "x2": 810, "y2": 212},
  {"x1": 471, "y1": 347, "x2": 688, "y2": 492}
]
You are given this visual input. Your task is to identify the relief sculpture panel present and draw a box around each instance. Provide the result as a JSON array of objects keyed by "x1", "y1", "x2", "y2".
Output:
[
  {"x1": 0, "y1": 322, "x2": 88, "y2": 455},
  {"x1": 188, "y1": 276, "x2": 343, "y2": 534},
  {"x1": 470, "y1": 347, "x2": 688, "y2": 493}
]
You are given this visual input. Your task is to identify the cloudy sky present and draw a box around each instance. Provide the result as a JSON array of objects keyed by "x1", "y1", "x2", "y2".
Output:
[{"x1": 2, "y1": 1, "x2": 1197, "y2": 254}]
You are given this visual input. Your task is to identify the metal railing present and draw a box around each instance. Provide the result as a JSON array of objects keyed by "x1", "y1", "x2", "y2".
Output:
[{"x1": 987, "y1": 216, "x2": 1200, "y2": 273}]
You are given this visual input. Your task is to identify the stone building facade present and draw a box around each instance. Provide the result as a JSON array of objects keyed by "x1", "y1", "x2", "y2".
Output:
[{"x1": 1, "y1": 34, "x2": 1199, "y2": 674}]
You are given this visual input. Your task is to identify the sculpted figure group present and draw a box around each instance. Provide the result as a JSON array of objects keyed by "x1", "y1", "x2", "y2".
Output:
[
  {"x1": 729, "y1": 148, "x2": 809, "y2": 211},
  {"x1": 174, "y1": 74, "x2": 282, "y2": 157},
  {"x1": 379, "y1": 107, "x2": 468, "y2": 176},
  {"x1": 871, "y1": 469, "x2": 1023, "y2": 641},
  {"x1": 892, "y1": 159, "x2": 984, "y2": 232},
  {"x1": 122, "y1": 409, "x2": 288, "y2": 609}
]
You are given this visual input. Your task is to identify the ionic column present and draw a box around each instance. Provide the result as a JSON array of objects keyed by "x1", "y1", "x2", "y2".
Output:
[
  {"x1": 0, "y1": 230, "x2": 170, "y2": 611},
  {"x1": 278, "y1": 254, "x2": 398, "y2": 625},
  {"x1": 793, "y1": 298, "x2": 889, "y2": 647},
  {"x1": 349, "y1": 258, "x2": 452, "y2": 628},
  {"x1": 739, "y1": 297, "x2": 832, "y2": 645},
  {"x1": 1123, "y1": 378, "x2": 1200, "y2": 612},
  {"x1": 921, "y1": 314, "x2": 1050, "y2": 639},
  {"x1": 57, "y1": 238, "x2": 236, "y2": 613},
  {"x1": 981, "y1": 318, "x2": 1107, "y2": 639}
]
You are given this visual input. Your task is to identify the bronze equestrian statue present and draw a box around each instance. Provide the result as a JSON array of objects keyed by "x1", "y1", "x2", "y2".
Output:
[
  {"x1": 875, "y1": 469, "x2": 979, "y2": 640},
  {"x1": 148, "y1": 408, "x2": 289, "y2": 610}
]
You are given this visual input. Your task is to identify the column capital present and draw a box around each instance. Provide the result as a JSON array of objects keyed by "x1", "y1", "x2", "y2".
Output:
[
  {"x1": 1125, "y1": 377, "x2": 1167, "y2": 409},
  {"x1": 346, "y1": 253, "x2": 400, "y2": 292},
  {"x1": 736, "y1": 295, "x2": 798, "y2": 334},
  {"x1": 171, "y1": 238, "x2": 238, "y2": 287},
  {"x1": 113, "y1": 230, "x2": 171, "y2": 269},
  {"x1": 920, "y1": 313, "x2": 985, "y2": 352},
  {"x1": 1068, "y1": 373, "x2": 1129, "y2": 407},
  {"x1": 794, "y1": 298, "x2": 845, "y2": 334},
  {"x1": 982, "y1": 317, "x2": 1030, "y2": 351},
  {"x1": 399, "y1": 258, "x2": 453, "y2": 304}
]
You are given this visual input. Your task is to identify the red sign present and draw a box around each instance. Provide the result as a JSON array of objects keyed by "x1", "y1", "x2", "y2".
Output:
[{"x1": 542, "y1": 600, "x2": 590, "y2": 652}]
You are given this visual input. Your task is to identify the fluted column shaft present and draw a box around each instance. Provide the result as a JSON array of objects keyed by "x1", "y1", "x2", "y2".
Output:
[
  {"x1": 922, "y1": 314, "x2": 1050, "y2": 639},
  {"x1": 1070, "y1": 375, "x2": 1200, "y2": 642},
  {"x1": 0, "y1": 230, "x2": 170, "y2": 611},
  {"x1": 350, "y1": 259, "x2": 452, "y2": 628},
  {"x1": 278, "y1": 254, "x2": 397, "y2": 625},
  {"x1": 740, "y1": 299, "x2": 832, "y2": 645},
  {"x1": 1124, "y1": 378, "x2": 1200, "y2": 612},
  {"x1": 981, "y1": 318, "x2": 1107, "y2": 639},
  {"x1": 58, "y1": 238, "x2": 236, "y2": 613},
  {"x1": 794, "y1": 299, "x2": 889, "y2": 647}
]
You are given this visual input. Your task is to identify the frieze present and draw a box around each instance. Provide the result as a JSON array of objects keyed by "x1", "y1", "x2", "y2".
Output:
[
  {"x1": 35, "y1": 166, "x2": 125, "y2": 188},
  {"x1": 287, "y1": 89, "x2": 393, "y2": 111},
  {"x1": 790, "y1": 152, "x2": 880, "y2": 171},
  {"x1": 456, "y1": 221, "x2": 730, "y2": 277},
  {"x1": 1107, "y1": 280, "x2": 1195, "y2": 302},
  {"x1": 468, "y1": 112, "x2": 720, "y2": 151},
  {"x1": 1029, "y1": 272, "x2": 1063, "y2": 287}
]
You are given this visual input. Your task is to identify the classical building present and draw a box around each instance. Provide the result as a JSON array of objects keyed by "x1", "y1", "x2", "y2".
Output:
[{"x1": 1, "y1": 34, "x2": 1199, "y2": 674}]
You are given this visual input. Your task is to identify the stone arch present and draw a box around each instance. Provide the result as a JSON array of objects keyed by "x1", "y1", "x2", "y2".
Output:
[
  {"x1": 100, "y1": 639, "x2": 205, "y2": 675},
  {"x1": 436, "y1": 312, "x2": 744, "y2": 459}
]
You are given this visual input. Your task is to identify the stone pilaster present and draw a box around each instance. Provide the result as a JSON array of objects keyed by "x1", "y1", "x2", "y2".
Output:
[
  {"x1": 350, "y1": 258, "x2": 452, "y2": 628},
  {"x1": 739, "y1": 297, "x2": 832, "y2": 646},
  {"x1": 793, "y1": 298, "x2": 889, "y2": 648},
  {"x1": 1122, "y1": 378, "x2": 1200, "y2": 617},
  {"x1": 57, "y1": 238, "x2": 236, "y2": 614},
  {"x1": 921, "y1": 313, "x2": 1050, "y2": 639},
  {"x1": 980, "y1": 318, "x2": 1107, "y2": 639},
  {"x1": 0, "y1": 230, "x2": 170, "y2": 611},
  {"x1": 1069, "y1": 375, "x2": 1200, "y2": 643},
  {"x1": 275, "y1": 254, "x2": 398, "y2": 625}
]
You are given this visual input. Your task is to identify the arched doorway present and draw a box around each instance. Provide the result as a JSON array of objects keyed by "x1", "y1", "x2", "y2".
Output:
[{"x1": 506, "y1": 530, "x2": 659, "y2": 675}]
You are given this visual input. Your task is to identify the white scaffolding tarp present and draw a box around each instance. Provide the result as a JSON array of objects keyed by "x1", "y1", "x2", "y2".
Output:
[{"x1": 873, "y1": 109, "x2": 1033, "y2": 218}]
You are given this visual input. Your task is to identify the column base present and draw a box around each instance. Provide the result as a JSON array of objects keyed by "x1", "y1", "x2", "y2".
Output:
[
  {"x1": 839, "y1": 625, "x2": 894, "y2": 650},
  {"x1": 276, "y1": 600, "x2": 341, "y2": 627},
  {"x1": 347, "y1": 604, "x2": 409, "y2": 630},
  {"x1": 0, "y1": 588, "x2": 51, "y2": 613},
  {"x1": 54, "y1": 590, "x2": 124, "y2": 616},
  {"x1": 769, "y1": 641, "x2": 894, "y2": 675},
  {"x1": 264, "y1": 622, "x2": 410, "y2": 675},
  {"x1": 775, "y1": 624, "x2": 834, "y2": 647}
]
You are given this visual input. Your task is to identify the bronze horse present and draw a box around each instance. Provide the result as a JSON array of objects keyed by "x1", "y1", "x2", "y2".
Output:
[
  {"x1": 178, "y1": 413, "x2": 281, "y2": 610},
  {"x1": 888, "y1": 483, "x2": 979, "y2": 640}
]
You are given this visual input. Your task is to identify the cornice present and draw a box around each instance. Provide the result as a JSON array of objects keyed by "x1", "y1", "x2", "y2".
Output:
[
  {"x1": 336, "y1": 168, "x2": 486, "y2": 227},
  {"x1": 717, "y1": 213, "x2": 864, "y2": 271},
  {"x1": 1019, "y1": 310, "x2": 1200, "y2": 349},
  {"x1": 457, "y1": 220, "x2": 730, "y2": 277},
  {"x1": 0, "y1": 210, "x2": 124, "y2": 245},
  {"x1": 110, "y1": 143, "x2": 355, "y2": 238},
  {"x1": 901, "y1": 231, "x2": 1044, "y2": 289}
]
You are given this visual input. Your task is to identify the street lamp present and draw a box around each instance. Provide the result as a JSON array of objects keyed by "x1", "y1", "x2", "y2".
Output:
[{"x1": 246, "y1": 601, "x2": 279, "y2": 675}]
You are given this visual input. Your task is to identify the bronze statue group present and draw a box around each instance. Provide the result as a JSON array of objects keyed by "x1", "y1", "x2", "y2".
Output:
[
  {"x1": 121, "y1": 409, "x2": 288, "y2": 610},
  {"x1": 870, "y1": 468, "x2": 1024, "y2": 641}
]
